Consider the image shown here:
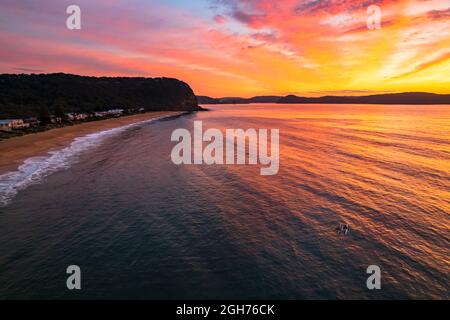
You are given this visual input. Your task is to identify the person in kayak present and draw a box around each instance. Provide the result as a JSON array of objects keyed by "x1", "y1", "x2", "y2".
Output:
[
  {"x1": 342, "y1": 224, "x2": 349, "y2": 235},
  {"x1": 338, "y1": 223, "x2": 349, "y2": 235}
]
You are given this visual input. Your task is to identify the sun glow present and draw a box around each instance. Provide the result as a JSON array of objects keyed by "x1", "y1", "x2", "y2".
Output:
[{"x1": 0, "y1": 0, "x2": 449, "y2": 97}]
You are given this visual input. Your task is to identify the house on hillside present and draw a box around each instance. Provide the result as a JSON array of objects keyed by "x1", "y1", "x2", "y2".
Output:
[
  {"x1": 94, "y1": 111, "x2": 108, "y2": 118},
  {"x1": 67, "y1": 113, "x2": 90, "y2": 121},
  {"x1": 107, "y1": 109, "x2": 124, "y2": 117},
  {"x1": 50, "y1": 116, "x2": 62, "y2": 124},
  {"x1": 24, "y1": 117, "x2": 40, "y2": 127},
  {"x1": 0, "y1": 119, "x2": 30, "y2": 130},
  {"x1": 78, "y1": 113, "x2": 89, "y2": 120}
]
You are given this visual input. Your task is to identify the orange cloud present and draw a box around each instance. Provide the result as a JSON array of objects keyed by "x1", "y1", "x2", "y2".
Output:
[{"x1": 0, "y1": 0, "x2": 449, "y2": 97}]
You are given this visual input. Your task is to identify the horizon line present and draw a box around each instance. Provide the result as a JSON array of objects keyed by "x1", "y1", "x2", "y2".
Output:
[{"x1": 2, "y1": 72, "x2": 450, "y2": 99}]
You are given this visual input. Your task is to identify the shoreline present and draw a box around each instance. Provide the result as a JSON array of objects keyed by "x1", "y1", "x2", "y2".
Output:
[{"x1": 0, "y1": 111, "x2": 181, "y2": 175}]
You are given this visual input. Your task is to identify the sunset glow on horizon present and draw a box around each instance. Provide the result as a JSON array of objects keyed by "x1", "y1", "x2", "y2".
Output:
[{"x1": 0, "y1": 0, "x2": 449, "y2": 97}]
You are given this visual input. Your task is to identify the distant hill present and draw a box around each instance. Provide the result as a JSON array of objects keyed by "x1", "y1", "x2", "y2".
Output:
[
  {"x1": 196, "y1": 95, "x2": 219, "y2": 104},
  {"x1": 278, "y1": 92, "x2": 450, "y2": 104},
  {"x1": 197, "y1": 95, "x2": 280, "y2": 104},
  {"x1": 197, "y1": 92, "x2": 450, "y2": 105},
  {"x1": 0, "y1": 73, "x2": 199, "y2": 118},
  {"x1": 246, "y1": 96, "x2": 282, "y2": 103}
]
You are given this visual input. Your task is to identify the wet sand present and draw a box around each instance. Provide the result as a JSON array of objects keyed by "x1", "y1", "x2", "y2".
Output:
[{"x1": 0, "y1": 111, "x2": 179, "y2": 174}]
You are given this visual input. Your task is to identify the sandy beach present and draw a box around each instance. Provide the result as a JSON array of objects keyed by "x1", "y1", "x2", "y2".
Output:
[{"x1": 0, "y1": 111, "x2": 180, "y2": 174}]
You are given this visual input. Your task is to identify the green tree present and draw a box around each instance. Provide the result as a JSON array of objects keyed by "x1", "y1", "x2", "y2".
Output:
[
  {"x1": 54, "y1": 105, "x2": 67, "y2": 122},
  {"x1": 38, "y1": 106, "x2": 51, "y2": 124}
]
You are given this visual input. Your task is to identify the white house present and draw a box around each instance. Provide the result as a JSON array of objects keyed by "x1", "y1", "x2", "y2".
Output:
[
  {"x1": 0, "y1": 119, "x2": 29, "y2": 130},
  {"x1": 24, "y1": 117, "x2": 40, "y2": 126},
  {"x1": 67, "y1": 113, "x2": 90, "y2": 121},
  {"x1": 107, "y1": 109, "x2": 124, "y2": 116},
  {"x1": 94, "y1": 111, "x2": 108, "y2": 117}
]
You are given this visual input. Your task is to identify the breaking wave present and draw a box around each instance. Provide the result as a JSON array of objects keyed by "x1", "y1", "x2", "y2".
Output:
[{"x1": 0, "y1": 115, "x2": 172, "y2": 206}]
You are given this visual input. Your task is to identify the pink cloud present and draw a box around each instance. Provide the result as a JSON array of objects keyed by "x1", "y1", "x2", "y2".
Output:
[
  {"x1": 0, "y1": 0, "x2": 449, "y2": 96},
  {"x1": 214, "y1": 15, "x2": 226, "y2": 24}
]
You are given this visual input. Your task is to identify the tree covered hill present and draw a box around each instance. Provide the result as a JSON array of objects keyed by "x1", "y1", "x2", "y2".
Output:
[{"x1": 0, "y1": 73, "x2": 199, "y2": 118}]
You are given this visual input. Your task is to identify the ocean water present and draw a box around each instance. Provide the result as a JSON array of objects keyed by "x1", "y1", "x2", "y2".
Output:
[{"x1": 0, "y1": 104, "x2": 448, "y2": 299}]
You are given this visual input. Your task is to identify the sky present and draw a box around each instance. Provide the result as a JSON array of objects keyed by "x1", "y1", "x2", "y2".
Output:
[{"x1": 0, "y1": 0, "x2": 449, "y2": 97}]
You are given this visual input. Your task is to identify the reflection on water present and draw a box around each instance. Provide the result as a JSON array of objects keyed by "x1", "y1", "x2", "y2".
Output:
[{"x1": 0, "y1": 104, "x2": 449, "y2": 299}]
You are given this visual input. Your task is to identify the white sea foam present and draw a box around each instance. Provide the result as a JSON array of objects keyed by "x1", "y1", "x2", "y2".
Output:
[{"x1": 0, "y1": 114, "x2": 178, "y2": 206}]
